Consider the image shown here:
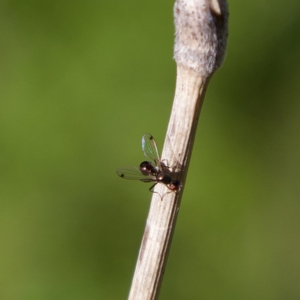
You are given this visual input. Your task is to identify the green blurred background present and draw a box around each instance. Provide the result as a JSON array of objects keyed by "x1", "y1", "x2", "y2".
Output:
[{"x1": 1, "y1": 0, "x2": 300, "y2": 299}]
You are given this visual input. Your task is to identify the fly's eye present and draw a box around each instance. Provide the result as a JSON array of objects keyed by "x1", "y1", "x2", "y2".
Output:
[
  {"x1": 172, "y1": 180, "x2": 180, "y2": 187},
  {"x1": 169, "y1": 180, "x2": 181, "y2": 190}
]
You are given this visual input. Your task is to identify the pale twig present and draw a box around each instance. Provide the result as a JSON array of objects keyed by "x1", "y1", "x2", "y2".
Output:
[{"x1": 128, "y1": 1, "x2": 229, "y2": 299}]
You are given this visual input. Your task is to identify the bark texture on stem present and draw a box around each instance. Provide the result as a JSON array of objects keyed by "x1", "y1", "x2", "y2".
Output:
[
  {"x1": 174, "y1": 0, "x2": 228, "y2": 77},
  {"x1": 128, "y1": 1, "x2": 228, "y2": 299}
]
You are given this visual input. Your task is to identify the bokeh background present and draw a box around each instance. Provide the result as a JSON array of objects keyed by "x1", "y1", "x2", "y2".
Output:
[{"x1": 1, "y1": 0, "x2": 300, "y2": 299}]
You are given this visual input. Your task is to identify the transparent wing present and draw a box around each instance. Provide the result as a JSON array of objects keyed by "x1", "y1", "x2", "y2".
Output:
[
  {"x1": 142, "y1": 133, "x2": 160, "y2": 165},
  {"x1": 116, "y1": 166, "x2": 155, "y2": 182}
]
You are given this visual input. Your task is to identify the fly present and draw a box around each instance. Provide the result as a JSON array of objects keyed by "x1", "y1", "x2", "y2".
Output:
[{"x1": 116, "y1": 133, "x2": 181, "y2": 195}]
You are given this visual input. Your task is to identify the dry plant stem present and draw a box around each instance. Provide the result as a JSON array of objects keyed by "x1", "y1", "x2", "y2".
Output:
[
  {"x1": 128, "y1": 1, "x2": 228, "y2": 299},
  {"x1": 128, "y1": 67, "x2": 209, "y2": 300}
]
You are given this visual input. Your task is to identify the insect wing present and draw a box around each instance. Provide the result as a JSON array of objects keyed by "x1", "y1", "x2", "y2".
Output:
[
  {"x1": 116, "y1": 166, "x2": 154, "y2": 182},
  {"x1": 142, "y1": 133, "x2": 160, "y2": 165}
]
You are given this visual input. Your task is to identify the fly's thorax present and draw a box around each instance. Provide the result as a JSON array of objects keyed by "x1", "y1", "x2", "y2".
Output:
[{"x1": 156, "y1": 172, "x2": 172, "y2": 185}]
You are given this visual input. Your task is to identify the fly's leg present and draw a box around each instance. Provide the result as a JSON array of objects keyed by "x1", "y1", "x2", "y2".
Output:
[
  {"x1": 149, "y1": 183, "x2": 157, "y2": 193},
  {"x1": 149, "y1": 183, "x2": 165, "y2": 200}
]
